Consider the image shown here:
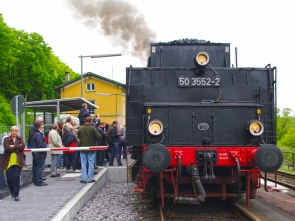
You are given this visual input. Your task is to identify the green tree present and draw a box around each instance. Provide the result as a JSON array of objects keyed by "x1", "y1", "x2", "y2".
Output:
[
  {"x1": 276, "y1": 108, "x2": 295, "y2": 141},
  {"x1": 278, "y1": 127, "x2": 295, "y2": 152},
  {"x1": 0, "y1": 14, "x2": 17, "y2": 84},
  {"x1": 0, "y1": 13, "x2": 79, "y2": 102},
  {"x1": 0, "y1": 94, "x2": 15, "y2": 126}
]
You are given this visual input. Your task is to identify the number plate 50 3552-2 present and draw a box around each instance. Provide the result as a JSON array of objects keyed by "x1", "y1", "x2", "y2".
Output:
[{"x1": 178, "y1": 76, "x2": 221, "y2": 87}]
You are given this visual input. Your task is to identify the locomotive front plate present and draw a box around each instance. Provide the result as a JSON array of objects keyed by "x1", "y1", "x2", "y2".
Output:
[{"x1": 178, "y1": 76, "x2": 221, "y2": 87}]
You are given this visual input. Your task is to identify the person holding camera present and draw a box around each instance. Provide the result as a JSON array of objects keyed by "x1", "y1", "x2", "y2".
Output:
[{"x1": 108, "y1": 121, "x2": 123, "y2": 166}]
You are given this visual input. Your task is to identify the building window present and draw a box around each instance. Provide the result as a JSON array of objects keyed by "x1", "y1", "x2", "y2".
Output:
[
  {"x1": 88, "y1": 100, "x2": 95, "y2": 115},
  {"x1": 86, "y1": 83, "x2": 95, "y2": 91}
]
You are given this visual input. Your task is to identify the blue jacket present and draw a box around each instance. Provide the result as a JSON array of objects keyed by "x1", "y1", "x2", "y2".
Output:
[
  {"x1": 31, "y1": 127, "x2": 47, "y2": 160},
  {"x1": 97, "y1": 127, "x2": 106, "y2": 145},
  {"x1": 109, "y1": 126, "x2": 120, "y2": 143},
  {"x1": 62, "y1": 130, "x2": 77, "y2": 147}
]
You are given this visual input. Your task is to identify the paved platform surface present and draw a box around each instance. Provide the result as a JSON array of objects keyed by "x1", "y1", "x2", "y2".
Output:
[
  {"x1": 235, "y1": 179, "x2": 294, "y2": 221},
  {"x1": 0, "y1": 157, "x2": 130, "y2": 221},
  {"x1": 236, "y1": 196, "x2": 295, "y2": 221}
]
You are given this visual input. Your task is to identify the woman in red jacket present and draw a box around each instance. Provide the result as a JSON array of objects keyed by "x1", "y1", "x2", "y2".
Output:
[{"x1": 0, "y1": 126, "x2": 25, "y2": 201}]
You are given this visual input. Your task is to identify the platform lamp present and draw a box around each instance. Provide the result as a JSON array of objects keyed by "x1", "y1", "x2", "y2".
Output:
[{"x1": 78, "y1": 54, "x2": 122, "y2": 97}]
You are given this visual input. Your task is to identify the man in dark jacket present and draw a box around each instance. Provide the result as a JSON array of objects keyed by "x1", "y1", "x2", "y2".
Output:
[
  {"x1": 78, "y1": 103, "x2": 90, "y2": 126},
  {"x1": 96, "y1": 122, "x2": 106, "y2": 166},
  {"x1": 31, "y1": 121, "x2": 48, "y2": 186},
  {"x1": 77, "y1": 117, "x2": 101, "y2": 183},
  {"x1": 109, "y1": 121, "x2": 123, "y2": 166},
  {"x1": 28, "y1": 117, "x2": 43, "y2": 184}
]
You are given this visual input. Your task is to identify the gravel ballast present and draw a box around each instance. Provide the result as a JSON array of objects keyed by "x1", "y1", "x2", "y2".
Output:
[{"x1": 72, "y1": 181, "x2": 158, "y2": 221}]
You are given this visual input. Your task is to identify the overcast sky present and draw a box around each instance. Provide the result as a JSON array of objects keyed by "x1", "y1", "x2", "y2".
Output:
[{"x1": 0, "y1": 0, "x2": 294, "y2": 111}]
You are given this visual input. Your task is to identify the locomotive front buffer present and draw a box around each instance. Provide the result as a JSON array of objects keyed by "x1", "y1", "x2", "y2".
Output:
[{"x1": 141, "y1": 141, "x2": 283, "y2": 207}]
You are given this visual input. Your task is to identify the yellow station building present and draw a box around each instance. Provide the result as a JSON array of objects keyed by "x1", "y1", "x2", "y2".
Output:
[{"x1": 54, "y1": 72, "x2": 126, "y2": 126}]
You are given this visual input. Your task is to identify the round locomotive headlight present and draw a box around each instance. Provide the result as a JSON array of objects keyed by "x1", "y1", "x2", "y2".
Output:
[
  {"x1": 148, "y1": 120, "x2": 163, "y2": 136},
  {"x1": 194, "y1": 51, "x2": 210, "y2": 67},
  {"x1": 248, "y1": 120, "x2": 264, "y2": 136}
]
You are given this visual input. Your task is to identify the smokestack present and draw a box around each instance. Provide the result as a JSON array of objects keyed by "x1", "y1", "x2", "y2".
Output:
[
  {"x1": 66, "y1": 0, "x2": 157, "y2": 62},
  {"x1": 65, "y1": 72, "x2": 70, "y2": 82}
]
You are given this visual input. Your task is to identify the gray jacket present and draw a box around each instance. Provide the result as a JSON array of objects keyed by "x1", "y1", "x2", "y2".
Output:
[{"x1": 49, "y1": 129, "x2": 63, "y2": 154}]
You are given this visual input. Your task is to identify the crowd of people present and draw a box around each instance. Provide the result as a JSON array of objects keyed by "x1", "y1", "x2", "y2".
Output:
[{"x1": 0, "y1": 102, "x2": 127, "y2": 201}]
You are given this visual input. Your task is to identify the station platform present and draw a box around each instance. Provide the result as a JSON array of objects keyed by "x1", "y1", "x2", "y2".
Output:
[
  {"x1": 0, "y1": 158, "x2": 131, "y2": 221},
  {"x1": 235, "y1": 195, "x2": 295, "y2": 221},
  {"x1": 235, "y1": 179, "x2": 295, "y2": 221}
]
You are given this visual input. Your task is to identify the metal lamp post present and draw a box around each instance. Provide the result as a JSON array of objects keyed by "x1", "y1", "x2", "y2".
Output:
[{"x1": 78, "y1": 54, "x2": 122, "y2": 97}]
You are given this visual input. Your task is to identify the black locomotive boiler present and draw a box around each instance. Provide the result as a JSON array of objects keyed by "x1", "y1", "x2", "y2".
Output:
[{"x1": 126, "y1": 39, "x2": 283, "y2": 207}]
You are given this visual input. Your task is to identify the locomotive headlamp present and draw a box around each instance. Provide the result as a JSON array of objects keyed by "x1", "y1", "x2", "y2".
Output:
[
  {"x1": 247, "y1": 120, "x2": 264, "y2": 136},
  {"x1": 194, "y1": 51, "x2": 210, "y2": 67},
  {"x1": 148, "y1": 120, "x2": 163, "y2": 136}
]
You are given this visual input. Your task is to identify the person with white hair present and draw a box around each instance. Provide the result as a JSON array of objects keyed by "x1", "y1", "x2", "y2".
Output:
[
  {"x1": 49, "y1": 123, "x2": 63, "y2": 177},
  {"x1": 0, "y1": 126, "x2": 26, "y2": 201}
]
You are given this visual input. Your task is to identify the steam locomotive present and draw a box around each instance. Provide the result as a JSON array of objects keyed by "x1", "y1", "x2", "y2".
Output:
[{"x1": 126, "y1": 39, "x2": 283, "y2": 207}]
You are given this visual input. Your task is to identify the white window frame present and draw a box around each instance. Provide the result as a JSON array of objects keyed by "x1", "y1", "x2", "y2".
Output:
[{"x1": 86, "y1": 83, "x2": 95, "y2": 91}]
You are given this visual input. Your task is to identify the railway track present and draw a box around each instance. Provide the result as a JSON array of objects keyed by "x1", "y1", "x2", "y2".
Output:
[
  {"x1": 266, "y1": 171, "x2": 295, "y2": 190},
  {"x1": 158, "y1": 198, "x2": 259, "y2": 221}
]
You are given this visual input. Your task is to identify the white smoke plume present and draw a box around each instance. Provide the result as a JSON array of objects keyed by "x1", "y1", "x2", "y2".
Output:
[{"x1": 66, "y1": 0, "x2": 157, "y2": 61}]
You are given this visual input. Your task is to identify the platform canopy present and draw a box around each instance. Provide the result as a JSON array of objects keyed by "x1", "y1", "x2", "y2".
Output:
[
  {"x1": 25, "y1": 97, "x2": 98, "y2": 113},
  {"x1": 19, "y1": 97, "x2": 98, "y2": 143}
]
